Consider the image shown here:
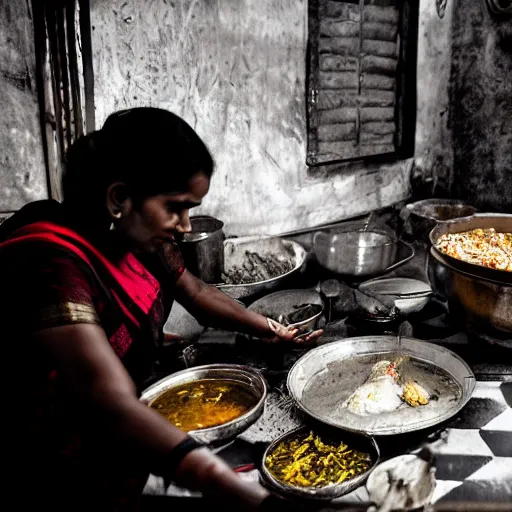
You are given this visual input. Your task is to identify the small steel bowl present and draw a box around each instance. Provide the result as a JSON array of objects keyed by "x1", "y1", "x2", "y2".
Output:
[
  {"x1": 358, "y1": 278, "x2": 433, "y2": 315},
  {"x1": 140, "y1": 364, "x2": 267, "y2": 446},
  {"x1": 247, "y1": 289, "x2": 324, "y2": 333},
  {"x1": 260, "y1": 424, "x2": 380, "y2": 501}
]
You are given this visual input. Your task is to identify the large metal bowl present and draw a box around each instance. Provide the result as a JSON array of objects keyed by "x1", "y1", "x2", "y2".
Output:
[
  {"x1": 313, "y1": 229, "x2": 414, "y2": 280},
  {"x1": 140, "y1": 364, "x2": 267, "y2": 446},
  {"x1": 429, "y1": 213, "x2": 512, "y2": 285},
  {"x1": 313, "y1": 228, "x2": 396, "y2": 277},
  {"x1": 428, "y1": 247, "x2": 512, "y2": 340},
  {"x1": 260, "y1": 424, "x2": 379, "y2": 501},
  {"x1": 216, "y1": 236, "x2": 307, "y2": 302},
  {"x1": 358, "y1": 278, "x2": 433, "y2": 315}
]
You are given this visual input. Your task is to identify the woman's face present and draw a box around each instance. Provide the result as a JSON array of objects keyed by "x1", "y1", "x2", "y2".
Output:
[{"x1": 116, "y1": 172, "x2": 210, "y2": 252}]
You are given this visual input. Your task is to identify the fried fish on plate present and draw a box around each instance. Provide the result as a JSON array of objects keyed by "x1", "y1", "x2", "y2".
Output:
[{"x1": 343, "y1": 357, "x2": 430, "y2": 416}]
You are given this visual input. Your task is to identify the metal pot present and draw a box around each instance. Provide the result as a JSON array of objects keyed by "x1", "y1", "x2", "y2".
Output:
[
  {"x1": 181, "y1": 216, "x2": 225, "y2": 284},
  {"x1": 428, "y1": 247, "x2": 512, "y2": 338},
  {"x1": 313, "y1": 228, "x2": 415, "y2": 280},
  {"x1": 402, "y1": 198, "x2": 477, "y2": 243},
  {"x1": 429, "y1": 213, "x2": 512, "y2": 285}
]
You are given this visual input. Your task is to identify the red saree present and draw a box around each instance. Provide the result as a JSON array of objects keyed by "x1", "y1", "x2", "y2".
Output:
[{"x1": 0, "y1": 215, "x2": 185, "y2": 511}]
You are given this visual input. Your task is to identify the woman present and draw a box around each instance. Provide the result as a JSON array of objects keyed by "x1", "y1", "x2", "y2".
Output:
[{"x1": 0, "y1": 108, "x2": 321, "y2": 511}]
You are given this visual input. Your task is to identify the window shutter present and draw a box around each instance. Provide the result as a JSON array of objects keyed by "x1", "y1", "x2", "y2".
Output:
[{"x1": 307, "y1": 0, "x2": 415, "y2": 166}]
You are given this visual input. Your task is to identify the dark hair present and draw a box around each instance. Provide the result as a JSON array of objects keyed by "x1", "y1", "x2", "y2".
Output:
[{"x1": 62, "y1": 107, "x2": 214, "y2": 206}]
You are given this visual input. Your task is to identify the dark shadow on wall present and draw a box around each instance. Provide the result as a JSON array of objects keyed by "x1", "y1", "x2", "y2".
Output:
[{"x1": 449, "y1": 0, "x2": 512, "y2": 213}]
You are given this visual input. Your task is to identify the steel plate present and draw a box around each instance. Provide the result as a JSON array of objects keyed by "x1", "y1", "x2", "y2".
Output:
[{"x1": 287, "y1": 336, "x2": 475, "y2": 435}]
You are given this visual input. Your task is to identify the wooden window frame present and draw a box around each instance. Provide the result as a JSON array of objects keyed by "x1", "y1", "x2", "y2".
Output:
[
  {"x1": 32, "y1": 0, "x2": 95, "y2": 200},
  {"x1": 306, "y1": 0, "x2": 419, "y2": 166}
]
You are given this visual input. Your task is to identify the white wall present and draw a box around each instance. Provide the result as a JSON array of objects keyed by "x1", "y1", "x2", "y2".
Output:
[{"x1": 90, "y1": 0, "x2": 446, "y2": 236}]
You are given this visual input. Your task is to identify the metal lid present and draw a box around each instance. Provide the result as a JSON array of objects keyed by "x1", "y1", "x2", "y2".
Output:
[{"x1": 359, "y1": 278, "x2": 432, "y2": 297}]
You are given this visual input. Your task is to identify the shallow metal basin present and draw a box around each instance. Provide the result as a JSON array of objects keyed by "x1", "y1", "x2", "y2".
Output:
[
  {"x1": 140, "y1": 364, "x2": 267, "y2": 446},
  {"x1": 215, "y1": 236, "x2": 307, "y2": 302}
]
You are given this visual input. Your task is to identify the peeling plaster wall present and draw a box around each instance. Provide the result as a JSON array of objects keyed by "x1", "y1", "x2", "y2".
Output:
[
  {"x1": 414, "y1": 0, "x2": 512, "y2": 210},
  {"x1": 0, "y1": 0, "x2": 47, "y2": 211},
  {"x1": 91, "y1": 0, "x2": 415, "y2": 236},
  {"x1": 450, "y1": 1, "x2": 512, "y2": 212},
  {"x1": 0, "y1": 0, "x2": 503, "y2": 230},
  {"x1": 414, "y1": 0, "x2": 454, "y2": 195}
]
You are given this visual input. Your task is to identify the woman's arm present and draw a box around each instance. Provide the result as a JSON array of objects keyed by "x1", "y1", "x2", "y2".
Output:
[
  {"x1": 34, "y1": 323, "x2": 270, "y2": 508},
  {"x1": 156, "y1": 243, "x2": 321, "y2": 343},
  {"x1": 174, "y1": 269, "x2": 272, "y2": 337},
  {"x1": 174, "y1": 270, "x2": 323, "y2": 343},
  {"x1": 174, "y1": 269, "x2": 315, "y2": 343}
]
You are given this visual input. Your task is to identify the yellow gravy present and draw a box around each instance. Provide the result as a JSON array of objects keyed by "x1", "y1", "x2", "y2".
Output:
[{"x1": 150, "y1": 379, "x2": 258, "y2": 432}]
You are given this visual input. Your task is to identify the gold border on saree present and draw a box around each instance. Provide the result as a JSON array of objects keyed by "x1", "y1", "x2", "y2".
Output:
[{"x1": 38, "y1": 302, "x2": 99, "y2": 327}]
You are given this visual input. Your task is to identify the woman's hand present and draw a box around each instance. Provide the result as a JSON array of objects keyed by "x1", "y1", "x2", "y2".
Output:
[
  {"x1": 174, "y1": 272, "x2": 323, "y2": 344},
  {"x1": 262, "y1": 318, "x2": 323, "y2": 345}
]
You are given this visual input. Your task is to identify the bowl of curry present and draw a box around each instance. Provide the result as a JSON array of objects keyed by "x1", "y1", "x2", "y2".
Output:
[
  {"x1": 261, "y1": 424, "x2": 379, "y2": 500},
  {"x1": 141, "y1": 364, "x2": 267, "y2": 446}
]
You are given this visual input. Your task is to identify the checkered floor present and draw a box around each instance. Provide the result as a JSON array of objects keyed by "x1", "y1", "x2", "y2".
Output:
[
  {"x1": 426, "y1": 380, "x2": 512, "y2": 504},
  {"x1": 322, "y1": 380, "x2": 512, "y2": 505}
]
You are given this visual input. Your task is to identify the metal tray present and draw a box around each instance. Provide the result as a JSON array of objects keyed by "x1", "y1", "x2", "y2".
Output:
[
  {"x1": 287, "y1": 336, "x2": 475, "y2": 436},
  {"x1": 429, "y1": 213, "x2": 512, "y2": 285},
  {"x1": 215, "y1": 236, "x2": 307, "y2": 302}
]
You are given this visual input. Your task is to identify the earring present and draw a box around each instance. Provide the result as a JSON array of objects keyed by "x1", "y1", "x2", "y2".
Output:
[{"x1": 110, "y1": 213, "x2": 122, "y2": 231}]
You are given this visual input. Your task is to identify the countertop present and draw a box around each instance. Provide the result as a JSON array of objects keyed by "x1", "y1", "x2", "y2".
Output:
[{"x1": 145, "y1": 237, "x2": 512, "y2": 509}]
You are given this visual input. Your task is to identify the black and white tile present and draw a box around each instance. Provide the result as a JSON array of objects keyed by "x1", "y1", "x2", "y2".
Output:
[{"x1": 428, "y1": 381, "x2": 512, "y2": 504}]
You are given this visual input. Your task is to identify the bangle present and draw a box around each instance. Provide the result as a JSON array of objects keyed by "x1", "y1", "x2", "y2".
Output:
[
  {"x1": 165, "y1": 436, "x2": 204, "y2": 474},
  {"x1": 266, "y1": 318, "x2": 279, "y2": 334}
]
